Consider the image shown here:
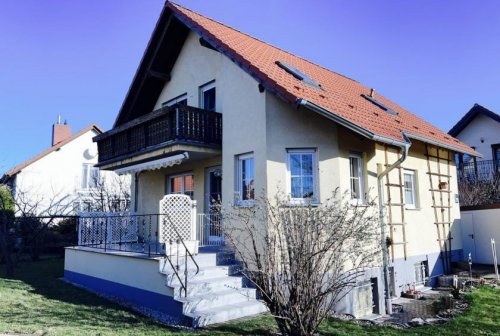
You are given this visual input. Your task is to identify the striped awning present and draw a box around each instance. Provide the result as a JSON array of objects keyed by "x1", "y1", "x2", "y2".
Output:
[{"x1": 114, "y1": 152, "x2": 188, "y2": 175}]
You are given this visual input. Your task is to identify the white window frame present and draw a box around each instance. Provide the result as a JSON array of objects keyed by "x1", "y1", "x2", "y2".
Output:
[
  {"x1": 162, "y1": 93, "x2": 187, "y2": 107},
  {"x1": 235, "y1": 153, "x2": 255, "y2": 206},
  {"x1": 199, "y1": 81, "x2": 216, "y2": 111},
  {"x1": 167, "y1": 172, "x2": 194, "y2": 199},
  {"x1": 286, "y1": 148, "x2": 319, "y2": 204},
  {"x1": 403, "y1": 169, "x2": 418, "y2": 209},
  {"x1": 349, "y1": 153, "x2": 365, "y2": 204},
  {"x1": 81, "y1": 163, "x2": 100, "y2": 190}
]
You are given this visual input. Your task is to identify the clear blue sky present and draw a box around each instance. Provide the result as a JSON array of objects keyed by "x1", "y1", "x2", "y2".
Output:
[{"x1": 1, "y1": 0, "x2": 499, "y2": 174}]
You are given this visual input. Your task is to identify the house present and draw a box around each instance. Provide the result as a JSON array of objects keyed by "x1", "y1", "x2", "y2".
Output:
[
  {"x1": 449, "y1": 104, "x2": 500, "y2": 265},
  {"x1": 0, "y1": 119, "x2": 129, "y2": 216},
  {"x1": 63, "y1": 2, "x2": 479, "y2": 327}
]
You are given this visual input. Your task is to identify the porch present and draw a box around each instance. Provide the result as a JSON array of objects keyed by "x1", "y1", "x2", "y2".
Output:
[{"x1": 77, "y1": 199, "x2": 225, "y2": 258}]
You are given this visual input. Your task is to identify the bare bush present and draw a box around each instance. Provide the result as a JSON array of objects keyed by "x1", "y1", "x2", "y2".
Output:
[
  {"x1": 458, "y1": 173, "x2": 500, "y2": 206},
  {"x1": 224, "y1": 190, "x2": 381, "y2": 336}
]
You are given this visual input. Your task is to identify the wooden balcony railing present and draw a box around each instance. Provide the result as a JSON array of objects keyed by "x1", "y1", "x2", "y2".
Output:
[{"x1": 95, "y1": 104, "x2": 222, "y2": 164}]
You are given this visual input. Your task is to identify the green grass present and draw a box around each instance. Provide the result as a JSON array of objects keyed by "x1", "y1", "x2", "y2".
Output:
[{"x1": 0, "y1": 258, "x2": 498, "y2": 335}]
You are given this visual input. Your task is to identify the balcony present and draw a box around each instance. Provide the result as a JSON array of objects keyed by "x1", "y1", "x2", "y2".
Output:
[
  {"x1": 457, "y1": 159, "x2": 500, "y2": 182},
  {"x1": 94, "y1": 104, "x2": 222, "y2": 166}
]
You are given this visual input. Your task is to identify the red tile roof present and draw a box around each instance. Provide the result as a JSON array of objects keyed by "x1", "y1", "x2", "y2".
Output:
[
  {"x1": 168, "y1": 2, "x2": 478, "y2": 156},
  {"x1": 2, "y1": 124, "x2": 103, "y2": 179}
]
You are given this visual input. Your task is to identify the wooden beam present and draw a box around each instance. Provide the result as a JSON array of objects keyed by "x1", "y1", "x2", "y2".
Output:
[{"x1": 148, "y1": 70, "x2": 171, "y2": 82}]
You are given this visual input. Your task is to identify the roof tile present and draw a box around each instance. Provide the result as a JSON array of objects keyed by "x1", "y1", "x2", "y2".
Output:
[{"x1": 168, "y1": 2, "x2": 478, "y2": 156}]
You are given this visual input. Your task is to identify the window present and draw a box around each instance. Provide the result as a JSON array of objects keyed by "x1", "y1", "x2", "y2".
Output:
[
  {"x1": 81, "y1": 164, "x2": 100, "y2": 189},
  {"x1": 287, "y1": 149, "x2": 317, "y2": 202},
  {"x1": 236, "y1": 154, "x2": 255, "y2": 204},
  {"x1": 162, "y1": 93, "x2": 187, "y2": 107},
  {"x1": 403, "y1": 169, "x2": 417, "y2": 208},
  {"x1": 200, "y1": 81, "x2": 216, "y2": 112},
  {"x1": 167, "y1": 173, "x2": 194, "y2": 199},
  {"x1": 349, "y1": 153, "x2": 364, "y2": 203}
]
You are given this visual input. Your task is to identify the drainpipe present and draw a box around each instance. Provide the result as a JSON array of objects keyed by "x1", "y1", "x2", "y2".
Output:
[
  {"x1": 376, "y1": 133, "x2": 411, "y2": 315},
  {"x1": 296, "y1": 98, "x2": 413, "y2": 315}
]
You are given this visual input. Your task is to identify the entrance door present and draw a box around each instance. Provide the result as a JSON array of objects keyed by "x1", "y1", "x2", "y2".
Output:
[
  {"x1": 461, "y1": 213, "x2": 476, "y2": 260},
  {"x1": 204, "y1": 166, "x2": 223, "y2": 245}
]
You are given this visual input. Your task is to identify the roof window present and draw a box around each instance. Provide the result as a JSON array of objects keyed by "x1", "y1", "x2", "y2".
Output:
[
  {"x1": 275, "y1": 61, "x2": 321, "y2": 89},
  {"x1": 361, "y1": 91, "x2": 398, "y2": 116}
]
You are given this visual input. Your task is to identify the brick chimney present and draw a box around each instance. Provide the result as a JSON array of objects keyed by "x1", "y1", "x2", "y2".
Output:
[{"x1": 52, "y1": 116, "x2": 71, "y2": 146}]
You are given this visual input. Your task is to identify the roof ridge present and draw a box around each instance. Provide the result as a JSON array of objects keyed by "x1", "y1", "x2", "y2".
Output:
[{"x1": 167, "y1": 1, "x2": 359, "y2": 84}]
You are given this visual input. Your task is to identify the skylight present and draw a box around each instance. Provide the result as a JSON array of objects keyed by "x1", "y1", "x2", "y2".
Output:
[
  {"x1": 361, "y1": 94, "x2": 398, "y2": 116},
  {"x1": 275, "y1": 61, "x2": 321, "y2": 89}
]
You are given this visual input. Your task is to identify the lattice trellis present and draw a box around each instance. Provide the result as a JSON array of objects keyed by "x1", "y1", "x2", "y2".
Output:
[
  {"x1": 159, "y1": 194, "x2": 195, "y2": 243},
  {"x1": 78, "y1": 212, "x2": 138, "y2": 246}
]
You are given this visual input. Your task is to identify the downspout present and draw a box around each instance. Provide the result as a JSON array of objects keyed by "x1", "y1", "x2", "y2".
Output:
[
  {"x1": 296, "y1": 98, "x2": 412, "y2": 315},
  {"x1": 376, "y1": 133, "x2": 411, "y2": 315}
]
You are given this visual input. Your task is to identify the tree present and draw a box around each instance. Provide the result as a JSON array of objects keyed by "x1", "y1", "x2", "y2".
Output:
[
  {"x1": 458, "y1": 173, "x2": 500, "y2": 206},
  {"x1": 84, "y1": 174, "x2": 131, "y2": 213},
  {"x1": 0, "y1": 185, "x2": 16, "y2": 277},
  {"x1": 224, "y1": 191, "x2": 381, "y2": 336}
]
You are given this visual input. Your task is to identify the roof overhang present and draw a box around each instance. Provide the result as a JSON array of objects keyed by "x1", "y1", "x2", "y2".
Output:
[
  {"x1": 298, "y1": 98, "x2": 480, "y2": 157},
  {"x1": 114, "y1": 152, "x2": 188, "y2": 175}
]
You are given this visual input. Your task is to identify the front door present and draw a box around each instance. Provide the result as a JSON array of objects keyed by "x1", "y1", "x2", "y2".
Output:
[
  {"x1": 204, "y1": 166, "x2": 223, "y2": 245},
  {"x1": 461, "y1": 213, "x2": 476, "y2": 260}
]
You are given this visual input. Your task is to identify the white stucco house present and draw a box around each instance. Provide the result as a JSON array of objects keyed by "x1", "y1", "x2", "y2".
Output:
[
  {"x1": 449, "y1": 104, "x2": 500, "y2": 265},
  {"x1": 63, "y1": 2, "x2": 480, "y2": 327},
  {"x1": 0, "y1": 120, "x2": 129, "y2": 216}
]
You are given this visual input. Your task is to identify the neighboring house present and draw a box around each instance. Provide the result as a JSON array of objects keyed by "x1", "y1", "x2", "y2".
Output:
[
  {"x1": 0, "y1": 120, "x2": 129, "y2": 216},
  {"x1": 449, "y1": 104, "x2": 500, "y2": 265},
  {"x1": 64, "y1": 2, "x2": 478, "y2": 327}
]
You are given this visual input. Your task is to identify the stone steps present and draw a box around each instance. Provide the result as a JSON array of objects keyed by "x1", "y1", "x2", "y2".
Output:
[{"x1": 159, "y1": 250, "x2": 266, "y2": 327}]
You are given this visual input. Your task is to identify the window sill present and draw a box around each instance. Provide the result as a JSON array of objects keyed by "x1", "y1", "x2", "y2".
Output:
[
  {"x1": 287, "y1": 199, "x2": 321, "y2": 207},
  {"x1": 405, "y1": 207, "x2": 421, "y2": 211},
  {"x1": 234, "y1": 200, "x2": 256, "y2": 208}
]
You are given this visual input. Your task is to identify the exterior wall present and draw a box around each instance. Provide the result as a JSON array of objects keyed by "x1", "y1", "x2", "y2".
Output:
[
  {"x1": 135, "y1": 156, "x2": 221, "y2": 214},
  {"x1": 12, "y1": 129, "x2": 127, "y2": 215},
  {"x1": 454, "y1": 114, "x2": 500, "y2": 160},
  {"x1": 64, "y1": 248, "x2": 187, "y2": 323},
  {"x1": 151, "y1": 31, "x2": 267, "y2": 212},
  {"x1": 265, "y1": 94, "x2": 340, "y2": 202},
  {"x1": 461, "y1": 208, "x2": 500, "y2": 265}
]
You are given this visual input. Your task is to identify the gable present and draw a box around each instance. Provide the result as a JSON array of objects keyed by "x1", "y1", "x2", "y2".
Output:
[{"x1": 112, "y1": 1, "x2": 478, "y2": 157}]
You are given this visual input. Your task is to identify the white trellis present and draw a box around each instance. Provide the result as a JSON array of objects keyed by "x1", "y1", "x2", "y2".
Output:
[{"x1": 159, "y1": 194, "x2": 197, "y2": 244}]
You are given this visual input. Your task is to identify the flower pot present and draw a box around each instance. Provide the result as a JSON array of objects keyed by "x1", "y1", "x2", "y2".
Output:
[{"x1": 438, "y1": 182, "x2": 448, "y2": 190}]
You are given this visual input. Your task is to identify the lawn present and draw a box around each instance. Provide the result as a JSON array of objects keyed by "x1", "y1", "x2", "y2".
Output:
[{"x1": 0, "y1": 258, "x2": 498, "y2": 336}]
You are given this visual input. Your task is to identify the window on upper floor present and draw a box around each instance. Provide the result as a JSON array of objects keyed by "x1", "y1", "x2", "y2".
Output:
[
  {"x1": 167, "y1": 172, "x2": 194, "y2": 199},
  {"x1": 236, "y1": 153, "x2": 255, "y2": 205},
  {"x1": 403, "y1": 169, "x2": 418, "y2": 208},
  {"x1": 287, "y1": 149, "x2": 318, "y2": 203},
  {"x1": 200, "y1": 81, "x2": 216, "y2": 112},
  {"x1": 349, "y1": 153, "x2": 365, "y2": 204},
  {"x1": 81, "y1": 164, "x2": 100, "y2": 189},
  {"x1": 162, "y1": 93, "x2": 188, "y2": 107}
]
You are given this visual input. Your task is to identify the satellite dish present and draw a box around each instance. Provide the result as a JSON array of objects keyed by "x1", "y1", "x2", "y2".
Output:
[{"x1": 84, "y1": 147, "x2": 98, "y2": 159}]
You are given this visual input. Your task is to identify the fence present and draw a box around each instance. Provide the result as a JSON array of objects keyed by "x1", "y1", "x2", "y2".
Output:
[{"x1": 458, "y1": 159, "x2": 500, "y2": 182}]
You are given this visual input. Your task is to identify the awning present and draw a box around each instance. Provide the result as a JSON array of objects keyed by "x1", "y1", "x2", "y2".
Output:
[{"x1": 114, "y1": 152, "x2": 189, "y2": 175}]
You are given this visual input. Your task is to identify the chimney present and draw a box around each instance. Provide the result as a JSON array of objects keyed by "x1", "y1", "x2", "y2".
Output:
[{"x1": 52, "y1": 116, "x2": 71, "y2": 146}]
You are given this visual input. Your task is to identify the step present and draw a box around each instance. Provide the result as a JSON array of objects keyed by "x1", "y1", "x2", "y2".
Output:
[
  {"x1": 158, "y1": 251, "x2": 237, "y2": 273},
  {"x1": 189, "y1": 300, "x2": 268, "y2": 327},
  {"x1": 165, "y1": 265, "x2": 239, "y2": 286},
  {"x1": 178, "y1": 288, "x2": 257, "y2": 313},
  {"x1": 171, "y1": 275, "x2": 244, "y2": 297}
]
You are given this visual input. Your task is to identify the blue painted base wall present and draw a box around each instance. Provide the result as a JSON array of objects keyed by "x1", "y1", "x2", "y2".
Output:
[
  {"x1": 391, "y1": 249, "x2": 463, "y2": 295},
  {"x1": 64, "y1": 270, "x2": 189, "y2": 325}
]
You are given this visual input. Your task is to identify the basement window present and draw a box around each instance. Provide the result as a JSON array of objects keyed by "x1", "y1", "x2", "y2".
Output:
[
  {"x1": 361, "y1": 94, "x2": 398, "y2": 116},
  {"x1": 275, "y1": 61, "x2": 321, "y2": 89}
]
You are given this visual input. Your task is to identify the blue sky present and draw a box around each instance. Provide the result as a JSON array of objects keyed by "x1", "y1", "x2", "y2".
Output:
[{"x1": 1, "y1": 0, "x2": 499, "y2": 174}]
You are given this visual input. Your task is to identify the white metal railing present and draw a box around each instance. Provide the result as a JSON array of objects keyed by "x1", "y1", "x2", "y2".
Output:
[
  {"x1": 197, "y1": 213, "x2": 224, "y2": 247},
  {"x1": 78, "y1": 212, "x2": 138, "y2": 246}
]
